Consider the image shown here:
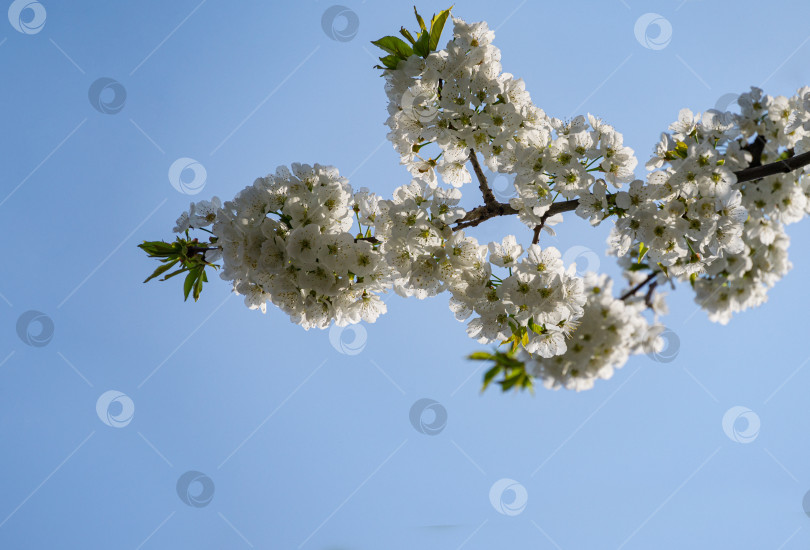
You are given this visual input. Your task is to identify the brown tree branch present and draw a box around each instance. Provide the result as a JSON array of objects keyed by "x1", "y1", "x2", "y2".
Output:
[
  {"x1": 468, "y1": 149, "x2": 497, "y2": 206},
  {"x1": 453, "y1": 198, "x2": 579, "y2": 232},
  {"x1": 741, "y1": 135, "x2": 767, "y2": 168},
  {"x1": 531, "y1": 200, "x2": 575, "y2": 244},
  {"x1": 453, "y1": 202, "x2": 518, "y2": 230},
  {"x1": 531, "y1": 224, "x2": 543, "y2": 244},
  {"x1": 734, "y1": 149, "x2": 810, "y2": 184}
]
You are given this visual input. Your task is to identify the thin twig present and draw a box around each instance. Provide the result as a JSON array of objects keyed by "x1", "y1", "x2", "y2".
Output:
[
  {"x1": 644, "y1": 280, "x2": 658, "y2": 308},
  {"x1": 531, "y1": 225, "x2": 542, "y2": 244},
  {"x1": 620, "y1": 272, "x2": 657, "y2": 301}
]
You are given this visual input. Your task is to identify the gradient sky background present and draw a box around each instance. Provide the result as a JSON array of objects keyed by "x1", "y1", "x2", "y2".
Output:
[{"x1": 2, "y1": 1, "x2": 810, "y2": 548}]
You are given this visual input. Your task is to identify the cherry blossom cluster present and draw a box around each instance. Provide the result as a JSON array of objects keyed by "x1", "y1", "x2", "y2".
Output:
[
  {"x1": 175, "y1": 163, "x2": 392, "y2": 329},
  {"x1": 382, "y1": 16, "x2": 638, "y2": 228},
  {"x1": 693, "y1": 217, "x2": 791, "y2": 324},
  {"x1": 690, "y1": 87, "x2": 810, "y2": 322},
  {"x1": 371, "y1": 177, "x2": 479, "y2": 299},
  {"x1": 509, "y1": 114, "x2": 638, "y2": 228},
  {"x1": 608, "y1": 108, "x2": 752, "y2": 279},
  {"x1": 519, "y1": 273, "x2": 657, "y2": 391},
  {"x1": 455, "y1": 238, "x2": 587, "y2": 358}
]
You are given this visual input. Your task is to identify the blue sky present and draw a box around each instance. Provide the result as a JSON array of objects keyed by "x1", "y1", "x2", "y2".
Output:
[{"x1": 2, "y1": 1, "x2": 810, "y2": 548}]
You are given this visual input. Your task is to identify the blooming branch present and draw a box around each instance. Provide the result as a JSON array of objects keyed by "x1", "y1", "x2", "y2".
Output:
[{"x1": 139, "y1": 6, "x2": 810, "y2": 394}]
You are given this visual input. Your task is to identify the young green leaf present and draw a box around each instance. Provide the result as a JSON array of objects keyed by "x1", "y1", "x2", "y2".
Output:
[
  {"x1": 399, "y1": 26, "x2": 416, "y2": 44},
  {"x1": 638, "y1": 242, "x2": 649, "y2": 264},
  {"x1": 481, "y1": 364, "x2": 501, "y2": 392},
  {"x1": 528, "y1": 317, "x2": 545, "y2": 335},
  {"x1": 143, "y1": 258, "x2": 180, "y2": 283},
  {"x1": 412, "y1": 30, "x2": 430, "y2": 57},
  {"x1": 371, "y1": 36, "x2": 413, "y2": 58},
  {"x1": 674, "y1": 141, "x2": 689, "y2": 159},
  {"x1": 193, "y1": 270, "x2": 205, "y2": 301},
  {"x1": 500, "y1": 368, "x2": 525, "y2": 391},
  {"x1": 428, "y1": 7, "x2": 452, "y2": 51},
  {"x1": 183, "y1": 270, "x2": 196, "y2": 301},
  {"x1": 413, "y1": 7, "x2": 426, "y2": 31},
  {"x1": 378, "y1": 54, "x2": 401, "y2": 70}
]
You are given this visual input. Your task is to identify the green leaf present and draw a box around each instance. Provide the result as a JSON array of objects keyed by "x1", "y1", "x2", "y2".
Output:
[
  {"x1": 413, "y1": 30, "x2": 430, "y2": 57},
  {"x1": 481, "y1": 364, "x2": 501, "y2": 392},
  {"x1": 161, "y1": 266, "x2": 189, "y2": 281},
  {"x1": 674, "y1": 140, "x2": 689, "y2": 159},
  {"x1": 497, "y1": 354, "x2": 524, "y2": 370},
  {"x1": 399, "y1": 26, "x2": 416, "y2": 44},
  {"x1": 528, "y1": 317, "x2": 545, "y2": 335},
  {"x1": 500, "y1": 368, "x2": 524, "y2": 391},
  {"x1": 139, "y1": 240, "x2": 176, "y2": 256},
  {"x1": 378, "y1": 54, "x2": 401, "y2": 70},
  {"x1": 637, "y1": 242, "x2": 649, "y2": 264},
  {"x1": 183, "y1": 270, "x2": 196, "y2": 301},
  {"x1": 429, "y1": 7, "x2": 452, "y2": 51},
  {"x1": 500, "y1": 377, "x2": 518, "y2": 392},
  {"x1": 371, "y1": 36, "x2": 413, "y2": 58},
  {"x1": 413, "y1": 7, "x2": 426, "y2": 31},
  {"x1": 499, "y1": 334, "x2": 515, "y2": 347},
  {"x1": 193, "y1": 270, "x2": 205, "y2": 301},
  {"x1": 469, "y1": 351, "x2": 494, "y2": 360},
  {"x1": 143, "y1": 259, "x2": 179, "y2": 283},
  {"x1": 627, "y1": 262, "x2": 650, "y2": 272}
]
